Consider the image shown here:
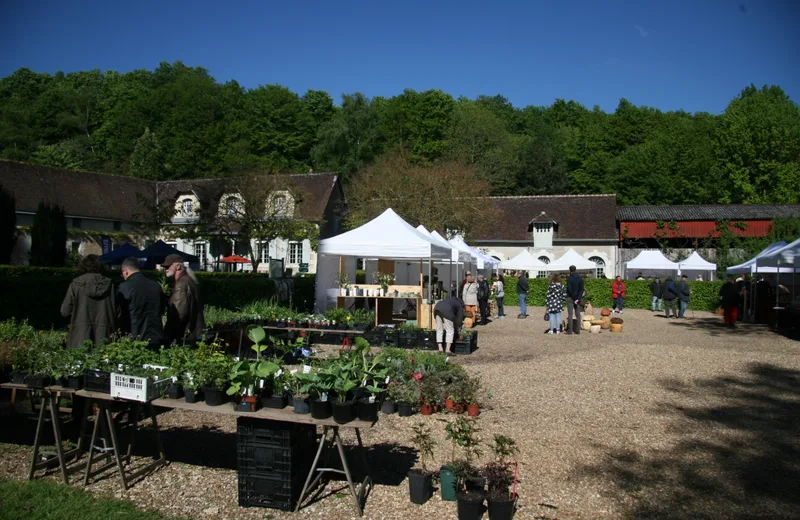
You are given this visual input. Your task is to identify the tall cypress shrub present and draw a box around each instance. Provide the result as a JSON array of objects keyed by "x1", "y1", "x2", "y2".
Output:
[
  {"x1": 0, "y1": 183, "x2": 17, "y2": 265},
  {"x1": 29, "y1": 201, "x2": 67, "y2": 267}
]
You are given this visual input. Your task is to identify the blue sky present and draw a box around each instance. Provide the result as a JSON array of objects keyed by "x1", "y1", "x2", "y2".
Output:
[{"x1": 1, "y1": 0, "x2": 797, "y2": 114}]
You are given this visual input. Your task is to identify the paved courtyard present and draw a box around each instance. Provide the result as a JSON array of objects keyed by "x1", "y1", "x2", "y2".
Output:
[{"x1": 1, "y1": 308, "x2": 798, "y2": 519}]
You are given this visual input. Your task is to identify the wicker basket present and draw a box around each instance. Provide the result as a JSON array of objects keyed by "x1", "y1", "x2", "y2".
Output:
[{"x1": 610, "y1": 323, "x2": 623, "y2": 333}]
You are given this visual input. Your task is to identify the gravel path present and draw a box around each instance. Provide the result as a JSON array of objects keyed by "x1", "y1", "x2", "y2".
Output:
[{"x1": 2, "y1": 307, "x2": 798, "y2": 520}]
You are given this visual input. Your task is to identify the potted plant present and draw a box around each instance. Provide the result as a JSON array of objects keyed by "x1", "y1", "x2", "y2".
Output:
[
  {"x1": 408, "y1": 422, "x2": 436, "y2": 505},
  {"x1": 373, "y1": 271, "x2": 395, "y2": 296},
  {"x1": 419, "y1": 376, "x2": 440, "y2": 416},
  {"x1": 381, "y1": 382, "x2": 398, "y2": 414},
  {"x1": 453, "y1": 459, "x2": 485, "y2": 520},
  {"x1": 307, "y1": 371, "x2": 334, "y2": 420},
  {"x1": 227, "y1": 326, "x2": 279, "y2": 411},
  {"x1": 54, "y1": 346, "x2": 88, "y2": 390},
  {"x1": 356, "y1": 381, "x2": 384, "y2": 422},
  {"x1": 442, "y1": 416, "x2": 482, "y2": 503},
  {"x1": 391, "y1": 380, "x2": 419, "y2": 417},
  {"x1": 483, "y1": 435, "x2": 519, "y2": 520},
  {"x1": 165, "y1": 345, "x2": 193, "y2": 399},
  {"x1": 194, "y1": 340, "x2": 233, "y2": 406},
  {"x1": 337, "y1": 272, "x2": 351, "y2": 296},
  {"x1": 261, "y1": 364, "x2": 288, "y2": 409},
  {"x1": 462, "y1": 377, "x2": 485, "y2": 417}
]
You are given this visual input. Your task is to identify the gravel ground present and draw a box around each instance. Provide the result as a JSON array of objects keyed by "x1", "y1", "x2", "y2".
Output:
[{"x1": 2, "y1": 307, "x2": 798, "y2": 520}]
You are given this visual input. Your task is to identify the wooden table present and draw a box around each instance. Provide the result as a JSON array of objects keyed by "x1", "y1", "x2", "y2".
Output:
[
  {"x1": 150, "y1": 396, "x2": 375, "y2": 516},
  {"x1": 1, "y1": 383, "x2": 85, "y2": 485},
  {"x1": 337, "y1": 295, "x2": 423, "y2": 326}
]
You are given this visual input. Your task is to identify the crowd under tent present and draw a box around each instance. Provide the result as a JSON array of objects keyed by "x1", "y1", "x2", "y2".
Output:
[
  {"x1": 315, "y1": 208, "x2": 452, "y2": 327},
  {"x1": 545, "y1": 248, "x2": 597, "y2": 273},
  {"x1": 499, "y1": 250, "x2": 548, "y2": 273},
  {"x1": 678, "y1": 251, "x2": 717, "y2": 280}
]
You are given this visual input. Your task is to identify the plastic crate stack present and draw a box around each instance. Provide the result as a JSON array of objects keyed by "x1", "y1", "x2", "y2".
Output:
[{"x1": 237, "y1": 417, "x2": 317, "y2": 510}]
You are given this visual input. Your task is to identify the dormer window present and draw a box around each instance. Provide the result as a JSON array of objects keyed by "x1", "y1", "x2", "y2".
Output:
[
  {"x1": 219, "y1": 193, "x2": 244, "y2": 218},
  {"x1": 267, "y1": 191, "x2": 294, "y2": 218},
  {"x1": 528, "y1": 212, "x2": 558, "y2": 250},
  {"x1": 274, "y1": 195, "x2": 287, "y2": 217},
  {"x1": 181, "y1": 199, "x2": 193, "y2": 217}
]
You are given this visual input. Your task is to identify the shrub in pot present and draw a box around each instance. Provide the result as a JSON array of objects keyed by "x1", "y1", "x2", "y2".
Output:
[
  {"x1": 407, "y1": 422, "x2": 435, "y2": 505},
  {"x1": 389, "y1": 380, "x2": 419, "y2": 417},
  {"x1": 453, "y1": 459, "x2": 486, "y2": 520},
  {"x1": 287, "y1": 370, "x2": 314, "y2": 414},
  {"x1": 442, "y1": 416, "x2": 482, "y2": 503},
  {"x1": 483, "y1": 435, "x2": 519, "y2": 520},
  {"x1": 227, "y1": 326, "x2": 280, "y2": 411},
  {"x1": 357, "y1": 383, "x2": 383, "y2": 422}
]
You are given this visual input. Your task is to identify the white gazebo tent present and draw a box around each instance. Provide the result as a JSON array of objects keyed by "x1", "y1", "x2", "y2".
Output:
[
  {"x1": 726, "y1": 241, "x2": 787, "y2": 275},
  {"x1": 678, "y1": 251, "x2": 717, "y2": 280},
  {"x1": 755, "y1": 237, "x2": 800, "y2": 321},
  {"x1": 416, "y1": 225, "x2": 471, "y2": 297},
  {"x1": 625, "y1": 250, "x2": 679, "y2": 279},
  {"x1": 449, "y1": 236, "x2": 499, "y2": 274},
  {"x1": 315, "y1": 208, "x2": 451, "y2": 317},
  {"x1": 545, "y1": 249, "x2": 597, "y2": 272},
  {"x1": 499, "y1": 250, "x2": 548, "y2": 275}
]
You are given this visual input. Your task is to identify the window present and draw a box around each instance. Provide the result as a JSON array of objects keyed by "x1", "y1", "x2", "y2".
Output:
[
  {"x1": 289, "y1": 241, "x2": 303, "y2": 264},
  {"x1": 223, "y1": 196, "x2": 241, "y2": 217},
  {"x1": 537, "y1": 256, "x2": 550, "y2": 279},
  {"x1": 194, "y1": 243, "x2": 207, "y2": 267},
  {"x1": 589, "y1": 256, "x2": 606, "y2": 279},
  {"x1": 72, "y1": 218, "x2": 82, "y2": 229},
  {"x1": 181, "y1": 199, "x2": 193, "y2": 217},
  {"x1": 274, "y1": 196, "x2": 287, "y2": 217},
  {"x1": 259, "y1": 241, "x2": 270, "y2": 263},
  {"x1": 113, "y1": 221, "x2": 121, "y2": 231}
]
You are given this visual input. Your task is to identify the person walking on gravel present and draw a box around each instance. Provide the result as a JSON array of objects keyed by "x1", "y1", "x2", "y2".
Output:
[
  {"x1": 719, "y1": 276, "x2": 741, "y2": 329},
  {"x1": 491, "y1": 274, "x2": 505, "y2": 319},
  {"x1": 611, "y1": 276, "x2": 626, "y2": 313},
  {"x1": 565, "y1": 265, "x2": 583, "y2": 334},
  {"x1": 677, "y1": 274, "x2": 692, "y2": 319},
  {"x1": 516, "y1": 271, "x2": 529, "y2": 318},
  {"x1": 545, "y1": 273, "x2": 567, "y2": 334},
  {"x1": 650, "y1": 276, "x2": 663, "y2": 312},
  {"x1": 462, "y1": 274, "x2": 479, "y2": 325},
  {"x1": 662, "y1": 276, "x2": 679, "y2": 319}
]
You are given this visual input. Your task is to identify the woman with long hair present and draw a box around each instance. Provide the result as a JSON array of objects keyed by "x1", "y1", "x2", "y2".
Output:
[{"x1": 545, "y1": 273, "x2": 566, "y2": 334}]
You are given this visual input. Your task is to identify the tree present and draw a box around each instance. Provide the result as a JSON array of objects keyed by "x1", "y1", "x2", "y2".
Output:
[
  {"x1": 0, "y1": 183, "x2": 17, "y2": 264},
  {"x1": 128, "y1": 127, "x2": 164, "y2": 180},
  {"x1": 346, "y1": 150, "x2": 498, "y2": 239},
  {"x1": 29, "y1": 201, "x2": 67, "y2": 267}
]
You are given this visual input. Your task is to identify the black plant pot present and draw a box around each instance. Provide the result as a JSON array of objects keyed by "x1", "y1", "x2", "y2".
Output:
[
  {"x1": 488, "y1": 496, "x2": 516, "y2": 520},
  {"x1": 10, "y1": 370, "x2": 28, "y2": 385},
  {"x1": 331, "y1": 400, "x2": 355, "y2": 424},
  {"x1": 61, "y1": 375, "x2": 84, "y2": 390},
  {"x1": 310, "y1": 399, "x2": 332, "y2": 420},
  {"x1": 381, "y1": 399, "x2": 397, "y2": 414},
  {"x1": 293, "y1": 396, "x2": 310, "y2": 414},
  {"x1": 356, "y1": 398, "x2": 379, "y2": 422},
  {"x1": 456, "y1": 490, "x2": 487, "y2": 520},
  {"x1": 202, "y1": 386, "x2": 228, "y2": 406},
  {"x1": 261, "y1": 393, "x2": 288, "y2": 409},
  {"x1": 185, "y1": 388, "x2": 203, "y2": 403},
  {"x1": 348, "y1": 387, "x2": 366, "y2": 401},
  {"x1": 167, "y1": 384, "x2": 184, "y2": 400},
  {"x1": 408, "y1": 469, "x2": 433, "y2": 505},
  {"x1": 397, "y1": 402, "x2": 415, "y2": 417},
  {"x1": 26, "y1": 375, "x2": 52, "y2": 389},
  {"x1": 465, "y1": 476, "x2": 487, "y2": 492}
]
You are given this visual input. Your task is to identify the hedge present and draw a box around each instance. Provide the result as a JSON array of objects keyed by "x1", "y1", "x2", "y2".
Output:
[
  {"x1": 497, "y1": 276, "x2": 724, "y2": 312},
  {"x1": 0, "y1": 266, "x2": 315, "y2": 330}
]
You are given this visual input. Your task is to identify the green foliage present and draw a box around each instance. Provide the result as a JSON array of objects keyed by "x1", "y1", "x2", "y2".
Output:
[
  {"x1": 410, "y1": 422, "x2": 436, "y2": 472},
  {"x1": 29, "y1": 201, "x2": 67, "y2": 267},
  {"x1": 128, "y1": 127, "x2": 164, "y2": 180}
]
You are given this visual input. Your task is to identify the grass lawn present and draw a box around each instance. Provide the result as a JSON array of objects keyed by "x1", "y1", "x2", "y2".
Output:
[{"x1": 0, "y1": 479, "x2": 184, "y2": 520}]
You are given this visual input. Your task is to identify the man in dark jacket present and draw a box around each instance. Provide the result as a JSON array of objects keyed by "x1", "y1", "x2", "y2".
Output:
[
  {"x1": 162, "y1": 254, "x2": 206, "y2": 346},
  {"x1": 662, "y1": 276, "x2": 679, "y2": 319},
  {"x1": 516, "y1": 271, "x2": 529, "y2": 318},
  {"x1": 434, "y1": 296, "x2": 464, "y2": 353},
  {"x1": 476, "y1": 274, "x2": 490, "y2": 324},
  {"x1": 650, "y1": 277, "x2": 662, "y2": 312},
  {"x1": 565, "y1": 265, "x2": 584, "y2": 334},
  {"x1": 719, "y1": 276, "x2": 741, "y2": 329},
  {"x1": 118, "y1": 257, "x2": 165, "y2": 348},
  {"x1": 60, "y1": 255, "x2": 116, "y2": 349},
  {"x1": 677, "y1": 275, "x2": 692, "y2": 318}
]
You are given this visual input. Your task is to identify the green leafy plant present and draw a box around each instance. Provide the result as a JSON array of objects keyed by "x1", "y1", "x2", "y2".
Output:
[
  {"x1": 410, "y1": 422, "x2": 435, "y2": 473},
  {"x1": 444, "y1": 416, "x2": 481, "y2": 463},
  {"x1": 227, "y1": 326, "x2": 279, "y2": 396}
]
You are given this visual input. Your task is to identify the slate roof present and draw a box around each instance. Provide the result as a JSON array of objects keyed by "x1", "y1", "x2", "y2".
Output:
[
  {"x1": 618, "y1": 205, "x2": 800, "y2": 221},
  {"x1": 472, "y1": 194, "x2": 618, "y2": 241},
  {"x1": 0, "y1": 160, "x2": 155, "y2": 221},
  {"x1": 1, "y1": 160, "x2": 341, "y2": 223}
]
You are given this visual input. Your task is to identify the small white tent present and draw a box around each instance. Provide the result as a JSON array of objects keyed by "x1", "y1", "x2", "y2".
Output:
[
  {"x1": 545, "y1": 249, "x2": 596, "y2": 272},
  {"x1": 499, "y1": 250, "x2": 547, "y2": 271},
  {"x1": 626, "y1": 250, "x2": 679, "y2": 271},
  {"x1": 678, "y1": 251, "x2": 717, "y2": 280},
  {"x1": 727, "y1": 241, "x2": 787, "y2": 275}
]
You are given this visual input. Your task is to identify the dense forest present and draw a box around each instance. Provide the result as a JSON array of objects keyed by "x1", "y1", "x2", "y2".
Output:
[{"x1": 1, "y1": 61, "x2": 798, "y2": 205}]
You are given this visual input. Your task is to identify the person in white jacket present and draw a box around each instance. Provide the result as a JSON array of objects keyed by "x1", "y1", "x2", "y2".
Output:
[{"x1": 462, "y1": 274, "x2": 479, "y2": 324}]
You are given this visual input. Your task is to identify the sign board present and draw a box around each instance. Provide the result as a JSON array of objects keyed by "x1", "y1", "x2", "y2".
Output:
[
  {"x1": 299, "y1": 263, "x2": 309, "y2": 273},
  {"x1": 101, "y1": 236, "x2": 112, "y2": 255}
]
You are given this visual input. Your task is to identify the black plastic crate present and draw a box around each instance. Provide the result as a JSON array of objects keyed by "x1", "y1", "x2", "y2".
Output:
[
  {"x1": 238, "y1": 472, "x2": 299, "y2": 510},
  {"x1": 237, "y1": 418, "x2": 316, "y2": 448},
  {"x1": 84, "y1": 369, "x2": 111, "y2": 393}
]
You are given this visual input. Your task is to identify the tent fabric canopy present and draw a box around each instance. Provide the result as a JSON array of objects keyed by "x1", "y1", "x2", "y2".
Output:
[
  {"x1": 219, "y1": 255, "x2": 251, "y2": 264},
  {"x1": 499, "y1": 250, "x2": 547, "y2": 270},
  {"x1": 727, "y1": 241, "x2": 791, "y2": 274},
  {"x1": 417, "y1": 225, "x2": 469, "y2": 263},
  {"x1": 546, "y1": 249, "x2": 597, "y2": 271},
  {"x1": 98, "y1": 242, "x2": 143, "y2": 264},
  {"x1": 449, "y1": 236, "x2": 499, "y2": 269},
  {"x1": 317, "y1": 208, "x2": 451, "y2": 260},
  {"x1": 756, "y1": 237, "x2": 800, "y2": 268},
  {"x1": 138, "y1": 240, "x2": 199, "y2": 264},
  {"x1": 679, "y1": 251, "x2": 716, "y2": 271},
  {"x1": 626, "y1": 250, "x2": 679, "y2": 270}
]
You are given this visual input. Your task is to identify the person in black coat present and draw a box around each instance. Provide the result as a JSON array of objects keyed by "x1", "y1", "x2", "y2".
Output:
[
  {"x1": 662, "y1": 277, "x2": 679, "y2": 319},
  {"x1": 477, "y1": 274, "x2": 490, "y2": 324},
  {"x1": 118, "y1": 257, "x2": 165, "y2": 348},
  {"x1": 565, "y1": 265, "x2": 584, "y2": 334},
  {"x1": 719, "y1": 276, "x2": 741, "y2": 328},
  {"x1": 434, "y1": 296, "x2": 464, "y2": 353},
  {"x1": 677, "y1": 275, "x2": 692, "y2": 318},
  {"x1": 650, "y1": 277, "x2": 663, "y2": 312}
]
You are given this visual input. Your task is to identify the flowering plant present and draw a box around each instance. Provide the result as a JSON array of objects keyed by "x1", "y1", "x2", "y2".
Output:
[{"x1": 372, "y1": 271, "x2": 395, "y2": 290}]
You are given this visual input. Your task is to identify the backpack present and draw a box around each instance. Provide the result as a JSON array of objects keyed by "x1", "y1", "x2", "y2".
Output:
[{"x1": 477, "y1": 280, "x2": 489, "y2": 299}]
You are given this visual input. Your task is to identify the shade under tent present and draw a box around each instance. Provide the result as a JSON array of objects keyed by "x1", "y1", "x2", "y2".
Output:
[{"x1": 678, "y1": 251, "x2": 717, "y2": 280}]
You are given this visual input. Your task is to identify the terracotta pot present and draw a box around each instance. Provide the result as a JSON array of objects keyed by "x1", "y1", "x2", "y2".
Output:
[
  {"x1": 600, "y1": 321, "x2": 611, "y2": 330},
  {"x1": 590, "y1": 319, "x2": 604, "y2": 325},
  {"x1": 445, "y1": 398, "x2": 456, "y2": 410},
  {"x1": 600, "y1": 308, "x2": 611, "y2": 317},
  {"x1": 420, "y1": 404, "x2": 434, "y2": 416},
  {"x1": 610, "y1": 323, "x2": 623, "y2": 333},
  {"x1": 467, "y1": 404, "x2": 480, "y2": 417}
]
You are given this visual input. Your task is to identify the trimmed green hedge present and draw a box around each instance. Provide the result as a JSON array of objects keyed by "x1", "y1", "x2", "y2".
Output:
[
  {"x1": 498, "y1": 276, "x2": 723, "y2": 312},
  {"x1": 0, "y1": 266, "x2": 315, "y2": 329}
]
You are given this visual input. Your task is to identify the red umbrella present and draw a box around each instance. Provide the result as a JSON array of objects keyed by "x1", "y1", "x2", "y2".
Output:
[{"x1": 219, "y1": 254, "x2": 251, "y2": 264}]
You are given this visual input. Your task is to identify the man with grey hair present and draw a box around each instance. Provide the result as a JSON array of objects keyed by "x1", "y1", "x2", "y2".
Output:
[
  {"x1": 118, "y1": 257, "x2": 165, "y2": 348},
  {"x1": 162, "y1": 254, "x2": 205, "y2": 346}
]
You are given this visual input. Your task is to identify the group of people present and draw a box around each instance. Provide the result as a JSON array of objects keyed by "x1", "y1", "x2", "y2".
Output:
[
  {"x1": 459, "y1": 272, "x2": 509, "y2": 324},
  {"x1": 59, "y1": 254, "x2": 205, "y2": 349},
  {"x1": 647, "y1": 275, "x2": 693, "y2": 318}
]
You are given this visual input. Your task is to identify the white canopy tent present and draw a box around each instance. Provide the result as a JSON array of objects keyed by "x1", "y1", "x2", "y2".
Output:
[
  {"x1": 415, "y1": 225, "x2": 471, "y2": 297},
  {"x1": 499, "y1": 250, "x2": 548, "y2": 271},
  {"x1": 449, "y1": 236, "x2": 499, "y2": 271},
  {"x1": 726, "y1": 241, "x2": 788, "y2": 275},
  {"x1": 545, "y1": 249, "x2": 597, "y2": 272},
  {"x1": 756, "y1": 237, "x2": 800, "y2": 269},
  {"x1": 626, "y1": 250, "x2": 679, "y2": 270},
  {"x1": 678, "y1": 251, "x2": 717, "y2": 280},
  {"x1": 315, "y1": 208, "x2": 451, "y2": 312}
]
